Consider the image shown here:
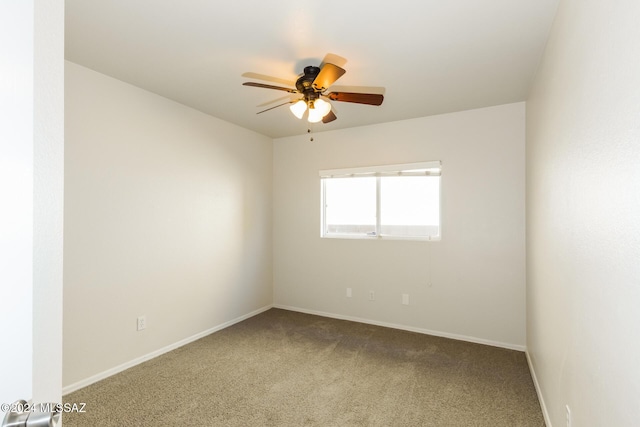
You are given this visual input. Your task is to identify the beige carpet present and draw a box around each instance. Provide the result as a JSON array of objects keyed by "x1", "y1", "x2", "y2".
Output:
[{"x1": 63, "y1": 309, "x2": 544, "y2": 426}]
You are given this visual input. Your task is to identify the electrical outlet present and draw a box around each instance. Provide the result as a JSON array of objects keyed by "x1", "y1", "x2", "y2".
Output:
[
  {"x1": 346, "y1": 287, "x2": 352, "y2": 298},
  {"x1": 402, "y1": 294, "x2": 409, "y2": 305},
  {"x1": 369, "y1": 290, "x2": 375, "y2": 301},
  {"x1": 565, "y1": 404, "x2": 572, "y2": 427},
  {"x1": 137, "y1": 315, "x2": 146, "y2": 331}
]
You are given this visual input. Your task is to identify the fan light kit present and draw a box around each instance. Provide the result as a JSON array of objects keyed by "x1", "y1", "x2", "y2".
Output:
[
  {"x1": 242, "y1": 54, "x2": 384, "y2": 124},
  {"x1": 291, "y1": 98, "x2": 331, "y2": 123}
]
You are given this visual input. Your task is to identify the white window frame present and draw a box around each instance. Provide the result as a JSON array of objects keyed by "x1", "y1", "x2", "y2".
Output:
[{"x1": 319, "y1": 161, "x2": 442, "y2": 241}]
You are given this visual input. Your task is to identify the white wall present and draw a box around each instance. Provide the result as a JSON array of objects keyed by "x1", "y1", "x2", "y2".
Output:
[
  {"x1": 526, "y1": 0, "x2": 640, "y2": 425},
  {"x1": 33, "y1": 0, "x2": 64, "y2": 404},
  {"x1": 273, "y1": 103, "x2": 526, "y2": 349},
  {"x1": 63, "y1": 62, "x2": 273, "y2": 388},
  {"x1": 0, "y1": 0, "x2": 64, "y2": 406}
]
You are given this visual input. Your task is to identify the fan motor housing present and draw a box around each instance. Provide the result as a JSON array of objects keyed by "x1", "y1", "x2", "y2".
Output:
[{"x1": 296, "y1": 66, "x2": 321, "y2": 93}]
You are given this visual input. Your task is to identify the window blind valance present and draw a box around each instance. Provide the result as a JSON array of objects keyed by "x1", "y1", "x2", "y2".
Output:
[{"x1": 319, "y1": 161, "x2": 441, "y2": 178}]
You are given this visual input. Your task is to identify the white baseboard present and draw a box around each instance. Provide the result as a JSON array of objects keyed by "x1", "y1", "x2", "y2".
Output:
[
  {"x1": 526, "y1": 349, "x2": 552, "y2": 427},
  {"x1": 63, "y1": 304, "x2": 273, "y2": 395},
  {"x1": 273, "y1": 304, "x2": 526, "y2": 352}
]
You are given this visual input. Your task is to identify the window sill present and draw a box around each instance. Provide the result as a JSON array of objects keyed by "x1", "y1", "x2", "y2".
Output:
[{"x1": 321, "y1": 234, "x2": 441, "y2": 242}]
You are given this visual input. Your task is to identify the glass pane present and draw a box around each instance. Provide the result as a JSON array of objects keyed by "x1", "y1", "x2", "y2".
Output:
[
  {"x1": 380, "y1": 176, "x2": 440, "y2": 237},
  {"x1": 324, "y1": 177, "x2": 376, "y2": 236}
]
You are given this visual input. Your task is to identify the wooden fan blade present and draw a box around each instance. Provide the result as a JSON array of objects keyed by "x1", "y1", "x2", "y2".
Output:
[
  {"x1": 256, "y1": 95, "x2": 297, "y2": 108},
  {"x1": 322, "y1": 110, "x2": 337, "y2": 124},
  {"x1": 312, "y1": 63, "x2": 346, "y2": 91},
  {"x1": 329, "y1": 85, "x2": 385, "y2": 95},
  {"x1": 327, "y1": 92, "x2": 384, "y2": 106},
  {"x1": 320, "y1": 53, "x2": 347, "y2": 69},
  {"x1": 243, "y1": 82, "x2": 297, "y2": 93},
  {"x1": 256, "y1": 100, "x2": 293, "y2": 114},
  {"x1": 241, "y1": 72, "x2": 296, "y2": 87}
]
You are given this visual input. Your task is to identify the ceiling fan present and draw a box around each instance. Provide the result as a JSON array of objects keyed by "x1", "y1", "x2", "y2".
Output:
[{"x1": 242, "y1": 54, "x2": 384, "y2": 124}]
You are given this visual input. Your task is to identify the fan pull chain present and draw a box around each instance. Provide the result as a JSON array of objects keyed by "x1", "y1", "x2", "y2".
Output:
[{"x1": 307, "y1": 128, "x2": 313, "y2": 142}]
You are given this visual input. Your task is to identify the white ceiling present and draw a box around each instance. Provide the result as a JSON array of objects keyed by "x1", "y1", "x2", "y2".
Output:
[{"x1": 65, "y1": 0, "x2": 559, "y2": 139}]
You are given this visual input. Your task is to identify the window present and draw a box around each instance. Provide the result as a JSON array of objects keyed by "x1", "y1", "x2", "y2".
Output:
[{"x1": 320, "y1": 161, "x2": 441, "y2": 240}]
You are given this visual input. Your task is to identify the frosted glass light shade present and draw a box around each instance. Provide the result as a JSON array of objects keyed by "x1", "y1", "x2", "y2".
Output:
[
  {"x1": 314, "y1": 98, "x2": 331, "y2": 117},
  {"x1": 307, "y1": 99, "x2": 331, "y2": 123},
  {"x1": 289, "y1": 100, "x2": 306, "y2": 119},
  {"x1": 307, "y1": 107, "x2": 324, "y2": 123}
]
